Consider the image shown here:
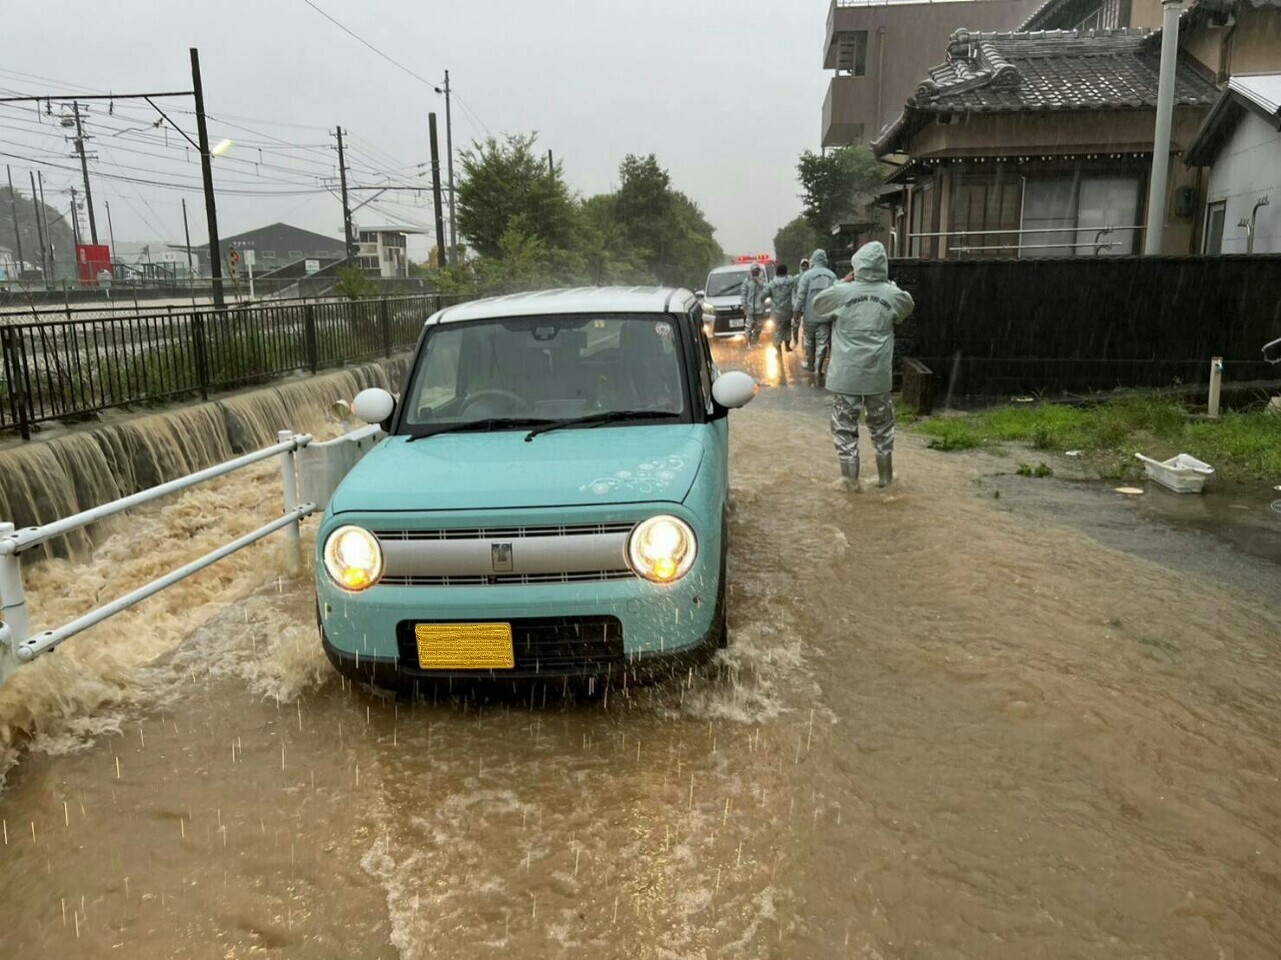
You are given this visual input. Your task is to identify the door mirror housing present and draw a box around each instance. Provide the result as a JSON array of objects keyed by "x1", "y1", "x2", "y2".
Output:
[
  {"x1": 694, "y1": 290, "x2": 706, "y2": 301},
  {"x1": 352, "y1": 387, "x2": 395, "y2": 426},
  {"x1": 711, "y1": 370, "x2": 757, "y2": 411}
]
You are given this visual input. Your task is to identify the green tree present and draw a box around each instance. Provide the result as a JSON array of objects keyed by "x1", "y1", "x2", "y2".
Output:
[
  {"x1": 797, "y1": 145, "x2": 887, "y2": 235},
  {"x1": 605, "y1": 154, "x2": 723, "y2": 288},
  {"x1": 456, "y1": 133, "x2": 578, "y2": 258},
  {"x1": 334, "y1": 265, "x2": 376, "y2": 300},
  {"x1": 773, "y1": 215, "x2": 819, "y2": 271}
]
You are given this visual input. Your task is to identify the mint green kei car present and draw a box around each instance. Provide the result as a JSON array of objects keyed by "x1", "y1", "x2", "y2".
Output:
[{"x1": 315, "y1": 287, "x2": 757, "y2": 689}]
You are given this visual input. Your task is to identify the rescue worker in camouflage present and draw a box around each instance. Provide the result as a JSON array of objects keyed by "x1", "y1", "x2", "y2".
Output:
[
  {"x1": 762, "y1": 264, "x2": 797, "y2": 352},
  {"x1": 793, "y1": 249, "x2": 836, "y2": 377},
  {"x1": 739, "y1": 264, "x2": 769, "y2": 346},
  {"x1": 812, "y1": 241, "x2": 915, "y2": 488}
]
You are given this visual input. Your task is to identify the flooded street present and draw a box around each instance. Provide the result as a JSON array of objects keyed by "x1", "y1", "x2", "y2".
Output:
[{"x1": 3, "y1": 343, "x2": 1281, "y2": 958}]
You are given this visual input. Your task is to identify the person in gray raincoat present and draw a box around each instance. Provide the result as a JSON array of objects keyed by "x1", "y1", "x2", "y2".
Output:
[
  {"x1": 762, "y1": 264, "x2": 797, "y2": 351},
  {"x1": 739, "y1": 264, "x2": 769, "y2": 346},
  {"x1": 812, "y1": 241, "x2": 915, "y2": 488},
  {"x1": 792, "y1": 249, "x2": 836, "y2": 377}
]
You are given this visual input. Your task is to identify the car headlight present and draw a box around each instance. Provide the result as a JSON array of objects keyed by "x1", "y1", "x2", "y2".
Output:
[
  {"x1": 627, "y1": 516, "x2": 697, "y2": 584},
  {"x1": 323, "y1": 525, "x2": 383, "y2": 591},
  {"x1": 701, "y1": 301, "x2": 716, "y2": 316}
]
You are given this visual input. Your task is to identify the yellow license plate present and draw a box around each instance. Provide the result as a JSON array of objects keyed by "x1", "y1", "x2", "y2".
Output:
[{"x1": 415, "y1": 623, "x2": 514, "y2": 670}]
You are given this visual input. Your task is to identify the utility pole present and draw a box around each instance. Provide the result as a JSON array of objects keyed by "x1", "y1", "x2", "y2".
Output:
[
  {"x1": 181, "y1": 197, "x2": 195, "y2": 277},
  {"x1": 547, "y1": 150, "x2": 554, "y2": 176},
  {"x1": 443, "y1": 70, "x2": 457, "y2": 266},
  {"x1": 6, "y1": 166, "x2": 24, "y2": 275},
  {"x1": 1144, "y1": 0, "x2": 1183, "y2": 255},
  {"x1": 29, "y1": 171, "x2": 46, "y2": 280},
  {"x1": 70, "y1": 102, "x2": 99, "y2": 245},
  {"x1": 104, "y1": 199, "x2": 118, "y2": 275},
  {"x1": 37, "y1": 171, "x2": 52, "y2": 277},
  {"x1": 69, "y1": 187, "x2": 82, "y2": 248},
  {"x1": 190, "y1": 47, "x2": 225, "y2": 309},
  {"x1": 334, "y1": 126, "x2": 355, "y2": 261},
  {"x1": 428, "y1": 112, "x2": 446, "y2": 269}
]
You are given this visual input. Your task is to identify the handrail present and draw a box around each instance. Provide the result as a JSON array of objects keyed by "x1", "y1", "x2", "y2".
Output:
[{"x1": 0, "y1": 430, "x2": 317, "y2": 681}]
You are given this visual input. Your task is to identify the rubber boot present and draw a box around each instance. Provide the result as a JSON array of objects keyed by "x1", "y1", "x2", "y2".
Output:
[{"x1": 876, "y1": 454, "x2": 893, "y2": 488}]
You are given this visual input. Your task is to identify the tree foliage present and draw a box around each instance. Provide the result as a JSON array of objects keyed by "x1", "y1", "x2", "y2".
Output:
[
  {"x1": 455, "y1": 133, "x2": 578, "y2": 259},
  {"x1": 443, "y1": 142, "x2": 722, "y2": 296},
  {"x1": 796, "y1": 145, "x2": 887, "y2": 235},
  {"x1": 773, "y1": 216, "x2": 820, "y2": 271}
]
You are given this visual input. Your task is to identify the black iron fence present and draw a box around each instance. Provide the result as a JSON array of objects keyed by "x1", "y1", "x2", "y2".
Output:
[
  {"x1": 0, "y1": 295, "x2": 464, "y2": 438},
  {"x1": 882, "y1": 255, "x2": 1281, "y2": 398}
]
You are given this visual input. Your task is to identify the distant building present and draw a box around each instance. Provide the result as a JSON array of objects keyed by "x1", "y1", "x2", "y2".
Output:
[
  {"x1": 112, "y1": 241, "x2": 197, "y2": 279},
  {"x1": 194, "y1": 222, "x2": 346, "y2": 275},
  {"x1": 0, "y1": 244, "x2": 16, "y2": 281},
  {"x1": 821, "y1": 0, "x2": 1042, "y2": 147},
  {"x1": 356, "y1": 226, "x2": 426, "y2": 278}
]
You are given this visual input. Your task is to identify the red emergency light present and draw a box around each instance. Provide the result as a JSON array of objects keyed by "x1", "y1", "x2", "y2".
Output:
[{"x1": 733, "y1": 253, "x2": 774, "y2": 264}]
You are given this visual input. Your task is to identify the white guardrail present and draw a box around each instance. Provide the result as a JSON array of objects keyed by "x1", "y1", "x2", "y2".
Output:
[{"x1": 0, "y1": 430, "x2": 317, "y2": 686}]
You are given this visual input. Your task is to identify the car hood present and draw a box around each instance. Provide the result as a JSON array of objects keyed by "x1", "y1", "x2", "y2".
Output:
[
  {"x1": 705, "y1": 294, "x2": 741, "y2": 309},
  {"x1": 329, "y1": 424, "x2": 707, "y2": 513}
]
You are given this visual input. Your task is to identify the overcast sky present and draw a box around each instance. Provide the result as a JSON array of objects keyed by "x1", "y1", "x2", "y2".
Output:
[{"x1": 2, "y1": 0, "x2": 831, "y2": 263}]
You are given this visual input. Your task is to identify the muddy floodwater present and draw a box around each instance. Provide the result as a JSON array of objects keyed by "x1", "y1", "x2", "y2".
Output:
[{"x1": 2, "y1": 343, "x2": 1281, "y2": 959}]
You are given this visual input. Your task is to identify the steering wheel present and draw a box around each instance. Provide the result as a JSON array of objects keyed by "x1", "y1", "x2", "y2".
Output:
[{"x1": 460, "y1": 389, "x2": 532, "y2": 417}]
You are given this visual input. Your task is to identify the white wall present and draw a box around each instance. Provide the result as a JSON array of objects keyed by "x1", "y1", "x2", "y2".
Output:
[{"x1": 1205, "y1": 111, "x2": 1281, "y2": 254}]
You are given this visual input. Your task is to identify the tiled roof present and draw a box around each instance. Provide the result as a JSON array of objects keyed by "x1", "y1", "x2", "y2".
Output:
[{"x1": 908, "y1": 29, "x2": 1219, "y2": 114}]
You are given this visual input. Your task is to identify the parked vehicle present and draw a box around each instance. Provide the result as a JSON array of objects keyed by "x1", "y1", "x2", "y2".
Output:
[
  {"x1": 697, "y1": 258, "x2": 775, "y2": 339},
  {"x1": 315, "y1": 287, "x2": 757, "y2": 689}
]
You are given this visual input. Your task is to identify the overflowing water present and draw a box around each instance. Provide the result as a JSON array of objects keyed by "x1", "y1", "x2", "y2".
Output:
[{"x1": 1, "y1": 342, "x2": 1280, "y2": 958}]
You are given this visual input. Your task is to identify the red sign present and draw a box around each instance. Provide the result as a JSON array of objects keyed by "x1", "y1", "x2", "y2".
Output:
[{"x1": 77, "y1": 244, "x2": 112, "y2": 285}]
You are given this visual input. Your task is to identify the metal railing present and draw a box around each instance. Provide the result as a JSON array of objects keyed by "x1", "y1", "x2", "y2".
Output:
[
  {"x1": 0, "y1": 431, "x2": 314, "y2": 685},
  {"x1": 0, "y1": 294, "x2": 461, "y2": 438}
]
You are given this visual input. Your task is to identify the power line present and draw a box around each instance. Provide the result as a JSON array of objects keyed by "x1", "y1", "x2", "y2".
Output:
[{"x1": 301, "y1": 0, "x2": 443, "y2": 91}]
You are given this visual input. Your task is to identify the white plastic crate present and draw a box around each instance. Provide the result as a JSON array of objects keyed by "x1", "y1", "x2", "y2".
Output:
[{"x1": 1135, "y1": 453, "x2": 1215, "y2": 494}]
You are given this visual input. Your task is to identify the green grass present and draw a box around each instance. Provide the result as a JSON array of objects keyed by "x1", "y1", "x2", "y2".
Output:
[{"x1": 918, "y1": 395, "x2": 1281, "y2": 480}]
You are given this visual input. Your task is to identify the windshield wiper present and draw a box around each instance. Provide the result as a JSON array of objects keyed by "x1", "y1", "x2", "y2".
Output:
[
  {"x1": 405, "y1": 417, "x2": 552, "y2": 442},
  {"x1": 524, "y1": 410, "x2": 681, "y2": 441}
]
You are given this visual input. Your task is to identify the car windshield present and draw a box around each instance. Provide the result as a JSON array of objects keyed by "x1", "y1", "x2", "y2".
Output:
[
  {"x1": 401, "y1": 314, "x2": 687, "y2": 432},
  {"x1": 705, "y1": 269, "x2": 751, "y2": 297}
]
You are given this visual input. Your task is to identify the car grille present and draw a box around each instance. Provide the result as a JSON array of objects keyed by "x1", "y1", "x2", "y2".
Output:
[
  {"x1": 381, "y1": 570, "x2": 635, "y2": 587},
  {"x1": 374, "y1": 522, "x2": 634, "y2": 541},
  {"x1": 395, "y1": 616, "x2": 624, "y2": 674}
]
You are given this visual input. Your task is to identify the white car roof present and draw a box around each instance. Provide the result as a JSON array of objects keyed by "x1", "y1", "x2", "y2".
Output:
[
  {"x1": 429, "y1": 286, "x2": 695, "y2": 325},
  {"x1": 707, "y1": 264, "x2": 757, "y2": 275}
]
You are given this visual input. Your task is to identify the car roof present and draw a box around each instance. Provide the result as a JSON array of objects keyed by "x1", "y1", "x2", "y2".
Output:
[
  {"x1": 707, "y1": 263, "x2": 764, "y2": 276},
  {"x1": 429, "y1": 286, "x2": 696, "y2": 325}
]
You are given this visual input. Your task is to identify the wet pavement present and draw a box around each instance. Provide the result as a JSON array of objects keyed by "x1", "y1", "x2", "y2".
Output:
[{"x1": 2, "y1": 339, "x2": 1280, "y2": 958}]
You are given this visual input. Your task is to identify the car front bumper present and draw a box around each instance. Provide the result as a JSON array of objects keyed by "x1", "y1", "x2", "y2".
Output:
[{"x1": 315, "y1": 509, "x2": 724, "y2": 686}]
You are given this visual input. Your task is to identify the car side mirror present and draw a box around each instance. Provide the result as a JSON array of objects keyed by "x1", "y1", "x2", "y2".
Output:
[
  {"x1": 694, "y1": 290, "x2": 706, "y2": 301},
  {"x1": 711, "y1": 370, "x2": 757, "y2": 410},
  {"x1": 352, "y1": 387, "x2": 395, "y2": 427}
]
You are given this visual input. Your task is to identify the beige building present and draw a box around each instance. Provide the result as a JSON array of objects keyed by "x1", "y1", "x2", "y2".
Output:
[{"x1": 822, "y1": 0, "x2": 1042, "y2": 146}]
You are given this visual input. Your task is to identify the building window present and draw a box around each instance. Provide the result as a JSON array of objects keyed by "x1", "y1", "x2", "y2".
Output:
[
  {"x1": 261, "y1": 250, "x2": 276, "y2": 259},
  {"x1": 1203, "y1": 200, "x2": 1226, "y2": 254},
  {"x1": 288, "y1": 250, "x2": 303, "y2": 259},
  {"x1": 838, "y1": 31, "x2": 868, "y2": 77},
  {"x1": 1020, "y1": 176, "x2": 1141, "y2": 257}
]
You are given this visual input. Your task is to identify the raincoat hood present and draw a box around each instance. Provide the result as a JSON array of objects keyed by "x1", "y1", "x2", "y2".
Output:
[
  {"x1": 851, "y1": 242, "x2": 888, "y2": 283},
  {"x1": 810, "y1": 249, "x2": 829, "y2": 269}
]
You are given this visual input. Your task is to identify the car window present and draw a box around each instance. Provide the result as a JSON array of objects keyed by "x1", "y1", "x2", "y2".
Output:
[
  {"x1": 705, "y1": 269, "x2": 749, "y2": 297},
  {"x1": 403, "y1": 315, "x2": 687, "y2": 427},
  {"x1": 688, "y1": 308, "x2": 714, "y2": 414}
]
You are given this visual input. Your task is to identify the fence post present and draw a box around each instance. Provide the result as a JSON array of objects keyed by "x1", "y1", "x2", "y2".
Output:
[
  {"x1": 277, "y1": 430, "x2": 302, "y2": 575},
  {"x1": 192, "y1": 312, "x2": 210, "y2": 402},
  {"x1": 1, "y1": 326, "x2": 30, "y2": 441},
  {"x1": 1208, "y1": 356, "x2": 1223, "y2": 419},
  {"x1": 304, "y1": 303, "x2": 318, "y2": 373},
  {"x1": 380, "y1": 299, "x2": 392, "y2": 358},
  {"x1": 0, "y1": 523, "x2": 29, "y2": 687}
]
